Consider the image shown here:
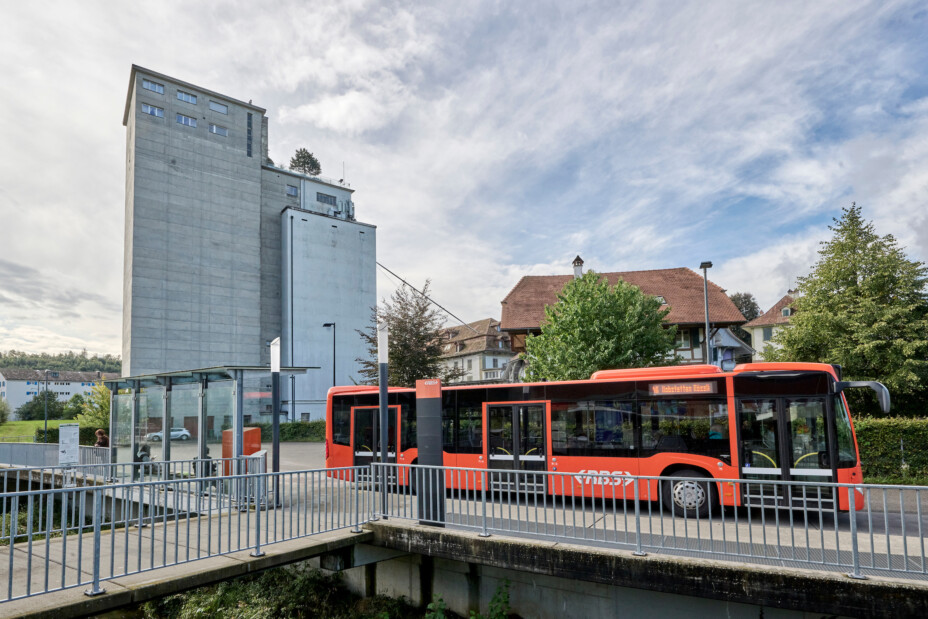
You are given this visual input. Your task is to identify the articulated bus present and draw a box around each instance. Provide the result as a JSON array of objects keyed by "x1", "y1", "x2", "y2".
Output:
[{"x1": 325, "y1": 363, "x2": 890, "y2": 516}]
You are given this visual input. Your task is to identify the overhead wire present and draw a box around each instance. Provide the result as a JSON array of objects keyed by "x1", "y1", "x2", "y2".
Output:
[{"x1": 376, "y1": 262, "x2": 480, "y2": 334}]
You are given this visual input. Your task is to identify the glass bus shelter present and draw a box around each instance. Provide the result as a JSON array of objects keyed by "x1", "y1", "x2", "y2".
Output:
[{"x1": 105, "y1": 366, "x2": 308, "y2": 477}]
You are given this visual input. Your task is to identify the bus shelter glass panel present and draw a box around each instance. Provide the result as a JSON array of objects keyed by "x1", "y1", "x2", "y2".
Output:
[
  {"x1": 169, "y1": 386, "x2": 200, "y2": 462},
  {"x1": 205, "y1": 381, "x2": 233, "y2": 460},
  {"x1": 137, "y1": 387, "x2": 164, "y2": 464},
  {"x1": 243, "y1": 373, "x2": 273, "y2": 427},
  {"x1": 113, "y1": 393, "x2": 133, "y2": 466}
]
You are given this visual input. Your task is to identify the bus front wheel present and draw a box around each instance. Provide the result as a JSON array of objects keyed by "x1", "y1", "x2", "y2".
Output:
[{"x1": 663, "y1": 470, "x2": 711, "y2": 519}]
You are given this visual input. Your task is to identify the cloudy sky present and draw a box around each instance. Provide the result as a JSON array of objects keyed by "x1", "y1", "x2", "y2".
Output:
[{"x1": 1, "y1": 1, "x2": 927, "y2": 355}]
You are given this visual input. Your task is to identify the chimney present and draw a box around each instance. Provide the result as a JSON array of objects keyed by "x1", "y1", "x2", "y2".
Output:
[{"x1": 572, "y1": 255, "x2": 584, "y2": 279}]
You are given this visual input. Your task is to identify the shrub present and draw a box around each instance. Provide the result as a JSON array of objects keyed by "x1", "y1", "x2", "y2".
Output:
[
  {"x1": 854, "y1": 417, "x2": 928, "y2": 481},
  {"x1": 247, "y1": 420, "x2": 326, "y2": 442},
  {"x1": 35, "y1": 426, "x2": 99, "y2": 446}
]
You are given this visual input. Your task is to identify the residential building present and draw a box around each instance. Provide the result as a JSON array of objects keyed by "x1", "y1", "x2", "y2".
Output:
[
  {"x1": 744, "y1": 292, "x2": 796, "y2": 361},
  {"x1": 439, "y1": 319, "x2": 516, "y2": 384},
  {"x1": 0, "y1": 369, "x2": 117, "y2": 419},
  {"x1": 500, "y1": 257, "x2": 747, "y2": 365},
  {"x1": 122, "y1": 66, "x2": 375, "y2": 420}
]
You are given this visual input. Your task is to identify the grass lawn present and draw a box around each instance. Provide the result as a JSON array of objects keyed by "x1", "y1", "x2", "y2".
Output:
[{"x1": 0, "y1": 419, "x2": 63, "y2": 441}]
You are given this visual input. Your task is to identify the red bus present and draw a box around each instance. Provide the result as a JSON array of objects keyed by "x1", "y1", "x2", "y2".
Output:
[{"x1": 325, "y1": 362, "x2": 889, "y2": 516}]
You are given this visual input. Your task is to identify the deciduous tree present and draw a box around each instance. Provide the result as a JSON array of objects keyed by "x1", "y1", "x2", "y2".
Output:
[
  {"x1": 766, "y1": 204, "x2": 928, "y2": 412},
  {"x1": 728, "y1": 291, "x2": 760, "y2": 344},
  {"x1": 16, "y1": 391, "x2": 64, "y2": 421},
  {"x1": 76, "y1": 381, "x2": 111, "y2": 430},
  {"x1": 524, "y1": 271, "x2": 678, "y2": 381},
  {"x1": 356, "y1": 281, "x2": 464, "y2": 387}
]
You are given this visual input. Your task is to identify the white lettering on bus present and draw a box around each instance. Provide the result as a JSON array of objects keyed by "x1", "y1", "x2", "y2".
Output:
[{"x1": 573, "y1": 470, "x2": 633, "y2": 487}]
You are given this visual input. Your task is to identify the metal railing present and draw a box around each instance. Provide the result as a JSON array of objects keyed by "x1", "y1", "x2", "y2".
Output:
[
  {"x1": 1, "y1": 455, "x2": 268, "y2": 494},
  {"x1": 373, "y1": 463, "x2": 928, "y2": 582},
  {"x1": 1, "y1": 465, "x2": 367, "y2": 602},
  {"x1": 0, "y1": 443, "x2": 111, "y2": 469}
]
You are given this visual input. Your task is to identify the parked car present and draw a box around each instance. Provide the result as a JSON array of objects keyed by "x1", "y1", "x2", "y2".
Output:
[{"x1": 144, "y1": 427, "x2": 191, "y2": 441}]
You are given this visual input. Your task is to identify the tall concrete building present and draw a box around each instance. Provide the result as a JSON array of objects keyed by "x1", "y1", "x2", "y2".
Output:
[{"x1": 122, "y1": 65, "x2": 376, "y2": 419}]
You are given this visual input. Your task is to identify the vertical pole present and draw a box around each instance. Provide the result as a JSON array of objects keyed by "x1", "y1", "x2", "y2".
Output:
[
  {"x1": 162, "y1": 379, "x2": 172, "y2": 464},
  {"x1": 107, "y1": 384, "x2": 117, "y2": 481},
  {"x1": 847, "y1": 486, "x2": 866, "y2": 579},
  {"x1": 700, "y1": 261, "x2": 712, "y2": 364},
  {"x1": 378, "y1": 322, "x2": 389, "y2": 521},
  {"x1": 44, "y1": 370, "x2": 49, "y2": 443},
  {"x1": 84, "y1": 489, "x2": 105, "y2": 596},
  {"x1": 130, "y1": 381, "x2": 139, "y2": 482},
  {"x1": 250, "y1": 476, "x2": 265, "y2": 557},
  {"x1": 480, "y1": 470, "x2": 490, "y2": 537},
  {"x1": 633, "y1": 477, "x2": 646, "y2": 556},
  {"x1": 270, "y1": 337, "x2": 281, "y2": 507}
]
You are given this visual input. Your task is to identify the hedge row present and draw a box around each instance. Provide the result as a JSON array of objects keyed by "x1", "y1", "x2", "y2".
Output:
[
  {"x1": 855, "y1": 417, "x2": 928, "y2": 480},
  {"x1": 35, "y1": 426, "x2": 99, "y2": 446},
  {"x1": 248, "y1": 420, "x2": 326, "y2": 443}
]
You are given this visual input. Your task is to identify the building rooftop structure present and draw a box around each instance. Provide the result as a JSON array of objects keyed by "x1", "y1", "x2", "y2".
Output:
[
  {"x1": 501, "y1": 267, "x2": 745, "y2": 331},
  {"x1": 744, "y1": 292, "x2": 796, "y2": 328}
]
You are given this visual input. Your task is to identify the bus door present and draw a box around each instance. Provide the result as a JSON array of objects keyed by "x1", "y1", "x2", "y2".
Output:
[
  {"x1": 738, "y1": 397, "x2": 834, "y2": 508},
  {"x1": 351, "y1": 406, "x2": 398, "y2": 472},
  {"x1": 486, "y1": 402, "x2": 547, "y2": 494}
]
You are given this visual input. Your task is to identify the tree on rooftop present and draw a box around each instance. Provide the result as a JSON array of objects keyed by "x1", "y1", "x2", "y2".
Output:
[
  {"x1": 765, "y1": 203, "x2": 928, "y2": 413},
  {"x1": 356, "y1": 280, "x2": 465, "y2": 387},
  {"x1": 524, "y1": 270, "x2": 679, "y2": 382},
  {"x1": 289, "y1": 148, "x2": 321, "y2": 176}
]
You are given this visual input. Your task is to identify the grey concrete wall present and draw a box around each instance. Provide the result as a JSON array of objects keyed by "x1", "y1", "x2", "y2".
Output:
[
  {"x1": 123, "y1": 69, "x2": 265, "y2": 376},
  {"x1": 280, "y1": 205, "x2": 376, "y2": 420}
]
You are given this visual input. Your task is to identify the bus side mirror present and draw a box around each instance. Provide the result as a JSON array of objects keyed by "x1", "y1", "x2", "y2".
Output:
[{"x1": 834, "y1": 381, "x2": 891, "y2": 414}]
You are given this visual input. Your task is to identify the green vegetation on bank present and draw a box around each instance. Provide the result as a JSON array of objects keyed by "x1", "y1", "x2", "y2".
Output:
[
  {"x1": 140, "y1": 562, "x2": 421, "y2": 619},
  {"x1": 0, "y1": 419, "x2": 62, "y2": 440}
]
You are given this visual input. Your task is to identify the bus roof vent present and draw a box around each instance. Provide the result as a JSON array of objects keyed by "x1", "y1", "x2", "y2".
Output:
[{"x1": 591, "y1": 365, "x2": 721, "y2": 380}]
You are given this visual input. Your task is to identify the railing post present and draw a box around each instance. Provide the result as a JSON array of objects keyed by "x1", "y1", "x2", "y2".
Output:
[
  {"x1": 846, "y1": 486, "x2": 866, "y2": 579},
  {"x1": 351, "y1": 467, "x2": 363, "y2": 533},
  {"x1": 250, "y1": 475, "x2": 265, "y2": 558},
  {"x1": 633, "y1": 477, "x2": 647, "y2": 556},
  {"x1": 84, "y1": 488, "x2": 106, "y2": 596},
  {"x1": 479, "y1": 470, "x2": 490, "y2": 537}
]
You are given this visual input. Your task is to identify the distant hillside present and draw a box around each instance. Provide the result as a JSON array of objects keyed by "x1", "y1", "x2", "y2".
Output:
[{"x1": 0, "y1": 349, "x2": 121, "y2": 373}]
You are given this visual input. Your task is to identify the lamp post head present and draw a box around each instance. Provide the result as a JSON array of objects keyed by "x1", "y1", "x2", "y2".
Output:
[
  {"x1": 323, "y1": 322, "x2": 335, "y2": 327},
  {"x1": 699, "y1": 261, "x2": 713, "y2": 270}
]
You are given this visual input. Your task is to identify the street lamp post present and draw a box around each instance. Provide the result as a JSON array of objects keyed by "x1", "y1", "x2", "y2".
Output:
[
  {"x1": 322, "y1": 323, "x2": 336, "y2": 387},
  {"x1": 43, "y1": 369, "x2": 50, "y2": 443},
  {"x1": 699, "y1": 261, "x2": 713, "y2": 364}
]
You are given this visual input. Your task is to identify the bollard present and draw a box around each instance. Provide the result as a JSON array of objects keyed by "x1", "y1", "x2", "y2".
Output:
[
  {"x1": 633, "y1": 477, "x2": 647, "y2": 557},
  {"x1": 84, "y1": 488, "x2": 106, "y2": 596},
  {"x1": 846, "y1": 486, "x2": 866, "y2": 579},
  {"x1": 479, "y1": 470, "x2": 490, "y2": 537}
]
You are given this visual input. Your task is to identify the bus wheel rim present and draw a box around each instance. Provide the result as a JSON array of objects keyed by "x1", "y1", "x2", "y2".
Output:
[{"x1": 673, "y1": 480, "x2": 705, "y2": 510}]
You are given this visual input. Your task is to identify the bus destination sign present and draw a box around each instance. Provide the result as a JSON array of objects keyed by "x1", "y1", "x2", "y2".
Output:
[{"x1": 649, "y1": 382, "x2": 718, "y2": 396}]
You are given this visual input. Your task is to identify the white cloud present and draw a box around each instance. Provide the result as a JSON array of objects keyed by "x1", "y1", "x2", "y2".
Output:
[{"x1": 2, "y1": 0, "x2": 928, "y2": 353}]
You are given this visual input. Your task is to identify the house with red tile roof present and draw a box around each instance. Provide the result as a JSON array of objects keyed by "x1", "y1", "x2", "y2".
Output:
[
  {"x1": 499, "y1": 257, "x2": 749, "y2": 365},
  {"x1": 438, "y1": 318, "x2": 516, "y2": 383},
  {"x1": 743, "y1": 292, "x2": 796, "y2": 361}
]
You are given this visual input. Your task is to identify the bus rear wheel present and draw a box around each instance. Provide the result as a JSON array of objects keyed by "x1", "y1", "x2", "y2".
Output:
[{"x1": 663, "y1": 470, "x2": 712, "y2": 519}]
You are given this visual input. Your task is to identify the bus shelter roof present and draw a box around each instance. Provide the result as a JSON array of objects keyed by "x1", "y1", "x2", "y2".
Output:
[{"x1": 104, "y1": 365, "x2": 315, "y2": 391}]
